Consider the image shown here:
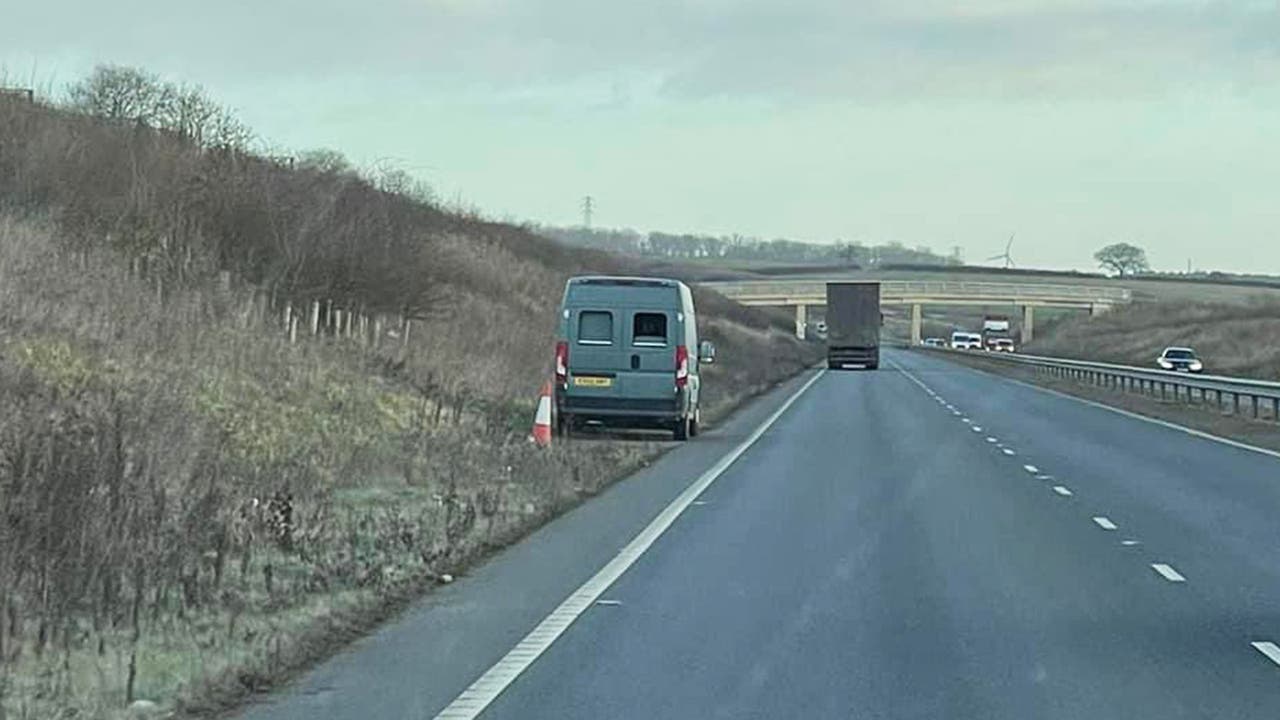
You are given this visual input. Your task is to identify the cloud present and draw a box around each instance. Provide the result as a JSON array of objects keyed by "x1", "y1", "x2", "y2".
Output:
[
  {"x1": 5, "y1": 0, "x2": 1277, "y2": 103},
  {"x1": 654, "y1": 1, "x2": 1280, "y2": 101}
]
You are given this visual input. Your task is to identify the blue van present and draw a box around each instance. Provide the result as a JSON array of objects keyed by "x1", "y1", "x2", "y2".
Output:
[{"x1": 554, "y1": 276, "x2": 716, "y2": 440}]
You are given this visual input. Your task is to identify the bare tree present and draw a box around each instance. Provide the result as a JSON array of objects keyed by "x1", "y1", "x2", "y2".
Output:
[
  {"x1": 297, "y1": 148, "x2": 355, "y2": 175},
  {"x1": 162, "y1": 84, "x2": 219, "y2": 146},
  {"x1": 67, "y1": 65, "x2": 250, "y2": 152},
  {"x1": 66, "y1": 65, "x2": 168, "y2": 125},
  {"x1": 1094, "y1": 242, "x2": 1150, "y2": 277}
]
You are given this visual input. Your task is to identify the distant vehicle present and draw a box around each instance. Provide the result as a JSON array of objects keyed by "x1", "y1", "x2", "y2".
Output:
[
  {"x1": 1157, "y1": 346, "x2": 1203, "y2": 373},
  {"x1": 989, "y1": 338, "x2": 1016, "y2": 353},
  {"x1": 982, "y1": 315, "x2": 1011, "y2": 332},
  {"x1": 825, "y1": 282, "x2": 881, "y2": 370},
  {"x1": 984, "y1": 334, "x2": 1016, "y2": 352},
  {"x1": 922, "y1": 337, "x2": 946, "y2": 347},
  {"x1": 950, "y1": 331, "x2": 983, "y2": 350},
  {"x1": 554, "y1": 276, "x2": 716, "y2": 440},
  {"x1": 981, "y1": 315, "x2": 1013, "y2": 350}
]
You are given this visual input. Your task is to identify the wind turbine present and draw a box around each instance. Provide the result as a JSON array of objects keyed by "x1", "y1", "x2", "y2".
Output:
[{"x1": 987, "y1": 234, "x2": 1016, "y2": 269}]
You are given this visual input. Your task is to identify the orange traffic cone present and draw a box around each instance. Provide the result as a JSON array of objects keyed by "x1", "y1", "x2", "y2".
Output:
[{"x1": 530, "y1": 380, "x2": 553, "y2": 447}]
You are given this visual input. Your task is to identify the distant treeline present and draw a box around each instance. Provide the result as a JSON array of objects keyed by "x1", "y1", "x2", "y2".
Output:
[
  {"x1": 537, "y1": 225, "x2": 959, "y2": 267},
  {"x1": 887, "y1": 264, "x2": 1280, "y2": 289}
]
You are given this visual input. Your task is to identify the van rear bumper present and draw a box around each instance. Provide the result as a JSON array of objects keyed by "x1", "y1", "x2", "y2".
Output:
[{"x1": 556, "y1": 393, "x2": 685, "y2": 426}]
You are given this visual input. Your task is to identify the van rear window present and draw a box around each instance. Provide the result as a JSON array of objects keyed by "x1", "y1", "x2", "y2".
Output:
[
  {"x1": 577, "y1": 311, "x2": 613, "y2": 344},
  {"x1": 633, "y1": 313, "x2": 668, "y2": 346}
]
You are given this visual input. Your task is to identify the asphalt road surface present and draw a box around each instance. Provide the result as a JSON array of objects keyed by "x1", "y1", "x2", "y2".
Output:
[{"x1": 240, "y1": 348, "x2": 1280, "y2": 720}]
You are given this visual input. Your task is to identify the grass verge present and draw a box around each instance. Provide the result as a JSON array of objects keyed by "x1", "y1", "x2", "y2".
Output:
[{"x1": 0, "y1": 214, "x2": 821, "y2": 720}]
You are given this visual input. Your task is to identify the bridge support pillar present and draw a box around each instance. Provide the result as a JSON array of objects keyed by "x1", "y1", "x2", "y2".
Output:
[
  {"x1": 1022, "y1": 305, "x2": 1035, "y2": 344},
  {"x1": 795, "y1": 304, "x2": 807, "y2": 340},
  {"x1": 910, "y1": 303, "x2": 923, "y2": 345}
]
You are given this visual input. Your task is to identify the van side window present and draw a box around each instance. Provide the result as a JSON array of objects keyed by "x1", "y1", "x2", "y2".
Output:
[
  {"x1": 632, "y1": 313, "x2": 668, "y2": 346},
  {"x1": 577, "y1": 311, "x2": 613, "y2": 345}
]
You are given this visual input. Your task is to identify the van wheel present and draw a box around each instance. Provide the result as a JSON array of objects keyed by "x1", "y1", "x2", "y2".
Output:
[
  {"x1": 555, "y1": 412, "x2": 570, "y2": 439},
  {"x1": 673, "y1": 417, "x2": 690, "y2": 441},
  {"x1": 689, "y1": 408, "x2": 701, "y2": 437}
]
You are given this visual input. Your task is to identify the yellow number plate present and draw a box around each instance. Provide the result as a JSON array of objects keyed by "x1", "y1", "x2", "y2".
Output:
[{"x1": 573, "y1": 375, "x2": 613, "y2": 388}]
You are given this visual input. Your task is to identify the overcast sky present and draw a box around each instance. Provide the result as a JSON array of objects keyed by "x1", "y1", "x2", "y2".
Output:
[{"x1": 4, "y1": 1, "x2": 1279, "y2": 272}]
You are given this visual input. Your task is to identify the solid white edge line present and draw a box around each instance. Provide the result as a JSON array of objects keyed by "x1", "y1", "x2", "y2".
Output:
[
  {"x1": 1092, "y1": 516, "x2": 1118, "y2": 530},
  {"x1": 431, "y1": 369, "x2": 827, "y2": 719},
  {"x1": 919, "y1": 352, "x2": 1280, "y2": 462},
  {"x1": 1152, "y1": 563, "x2": 1187, "y2": 582},
  {"x1": 1251, "y1": 641, "x2": 1280, "y2": 667}
]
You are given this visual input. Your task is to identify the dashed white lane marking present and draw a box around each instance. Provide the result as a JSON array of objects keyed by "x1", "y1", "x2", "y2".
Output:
[
  {"x1": 1251, "y1": 642, "x2": 1280, "y2": 667},
  {"x1": 952, "y1": 410, "x2": 962, "y2": 416},
  {"x1": 1052, "y1": 485, "x2": 1073, "y2": 496},
  {"x1": 938, "y1": 363, "x2": 1280, "y2": 462},
  {"x1": 987, "y1": 437, "x2": 998, "y2": 443},
  {"x1": 1092, "y1": 516, "x2": 1118, "y2": 530},
  {"x1": 1035, "y1": 474, "x2": 1053, "y2": 480},
  {"x1": 961, "y1": 417, "x2": 971, "y2": 424},
  {"x1": 971, "y1": 426, "x2": 983, "y2": 433},
  {"x1": 1122, "y1": 539, "x2": 1141, "y2": 546},
  {"x1": 594, "y1": 599, "x2": 622, "y2": 606},
  {"x1": 691, "y1": 500, "x2": 708, "y2": 506},
  {"x1": 1002, "y1": 448, "x2": 1016, "y2": 456},
  {"x1": 431, "y1": 370, "x2": 826, "y2": 720},
  {"x1": 1023, "y1": 464, "x2": 1039, "y2": 474},
  {"x1": 1152, "y1": 563, "x2": 1187, "y2": 583}
]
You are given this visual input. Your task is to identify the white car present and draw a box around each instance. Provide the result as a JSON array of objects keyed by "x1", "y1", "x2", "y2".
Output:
[
  {"x1": 1157, "y1": 347, "x2": 1203, "y2": 373},
  {"x1": 989, "y1": 338, "x2": 1016, "y2": 353}
]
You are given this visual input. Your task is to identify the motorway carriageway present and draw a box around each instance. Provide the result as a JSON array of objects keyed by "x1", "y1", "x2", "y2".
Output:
[{"x1": 240, "y1": 349, "x2": 1280, "y2": 720}]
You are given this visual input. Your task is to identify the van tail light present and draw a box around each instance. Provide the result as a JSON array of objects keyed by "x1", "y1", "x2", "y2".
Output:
[
  {"x1": 675, "y1": 345, "x2": 689, "y2": 390},
  {"x1": 555, "y1": 341, "x2": 569, "y2": 387}
]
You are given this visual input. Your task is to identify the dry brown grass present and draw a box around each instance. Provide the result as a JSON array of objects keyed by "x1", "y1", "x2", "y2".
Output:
[
  {"x1": 0, "y1": 81, "x2": 820, "y2": 720},
  {"x1": 0, "y1": 215, "x2": 672, "y2": 720},
  {"x1": 1028, "y1": 300, "x2": 1280, "y2": 380}
]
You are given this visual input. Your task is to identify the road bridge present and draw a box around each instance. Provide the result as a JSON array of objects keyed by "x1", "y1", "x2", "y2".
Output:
[{"x1": 701, "y1": 278, "x2": 1133, "y2": 342}]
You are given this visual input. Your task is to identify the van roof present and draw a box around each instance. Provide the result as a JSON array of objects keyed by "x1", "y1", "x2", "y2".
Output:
[{"x1": 567, "y1": 275, "x2": 683, "y2": 288}]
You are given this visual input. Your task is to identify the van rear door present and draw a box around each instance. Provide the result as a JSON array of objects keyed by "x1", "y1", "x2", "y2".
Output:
[
  {"x1": 564, "y1": 306, "x2": 677, "y2": 402},
  {"x1": 567, "y1": 308, "x2": 623, "y2": 382},
  {"x1": 621, "y1": 308, "x2": 677, "y2": 400}
]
